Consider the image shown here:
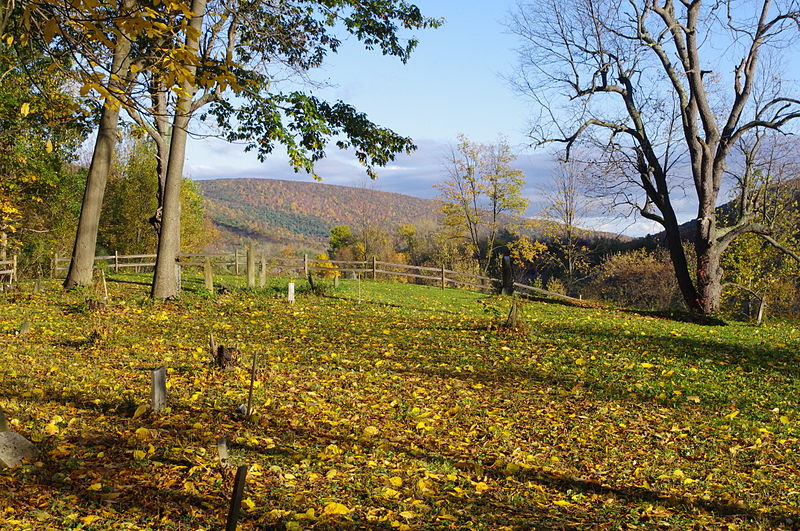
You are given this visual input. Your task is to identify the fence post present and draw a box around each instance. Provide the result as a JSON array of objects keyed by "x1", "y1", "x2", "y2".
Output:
[
  {"x1": 12, "y1": 255, "x2": 17, "y2": 283},
  {"x1": 501, "y1": 254, "x2": 513, "y2": 296},
  {"x1": 259, "y1": 251, "x2": 267, "y2": 288},
  {"x1": 303, "y1": 254, "x2": 308, "y2": 277},
  {"x1": 204, "y1": 257, "x2": 214, "y2": 291},
  {"x1": 372, "y1": 256, "x2": 377, "y2": 280},
  {"x1": 52, "y1": 253, "x2": 58, "y2": 278},
  {"x1": 234, "y1": 249, "x2": 240, "y2": 275},
  {"x1": 246, "y1": 245, "x2": 255, "y2": 288},
  {"x1": 114, "y1": 251, "x2": 119, "y2": 273},
  {"x1": 441, "y1": 264, "x2": 446, "y2": 290}
]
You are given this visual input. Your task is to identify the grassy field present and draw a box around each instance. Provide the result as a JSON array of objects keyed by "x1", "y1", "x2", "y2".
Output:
[{"x1": 1, "y1": 274, "x2": 799, "y2": 529}]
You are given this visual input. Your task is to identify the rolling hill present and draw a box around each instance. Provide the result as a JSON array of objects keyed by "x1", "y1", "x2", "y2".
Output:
[{"x1": 197, "y1": 177, "x2": 628, "y2": 252}]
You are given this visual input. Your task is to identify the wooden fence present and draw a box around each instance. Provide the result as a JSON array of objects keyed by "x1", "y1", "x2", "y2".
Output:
[
  {"x1": 0, "y1": 255, "x2": 17, "y2": 284},
  {"x1": 52, "y1": 250, "x2": 579, "y2": 302}
]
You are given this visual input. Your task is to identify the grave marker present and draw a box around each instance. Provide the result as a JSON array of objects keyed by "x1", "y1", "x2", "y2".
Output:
[
  {"x1": 151, "y1": 366, "x2": 167, "y2": 412},
  {"x1": 216, "y1": 437, "x2": 229, "y2": 466},
  {"x1": 288, "y1": 282, "x2": 295, "y2": 304}
]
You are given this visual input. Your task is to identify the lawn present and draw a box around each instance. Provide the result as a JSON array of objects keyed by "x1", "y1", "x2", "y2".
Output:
[{"x1": 1, "y1": 274, "x2": 798, "y2": 529}]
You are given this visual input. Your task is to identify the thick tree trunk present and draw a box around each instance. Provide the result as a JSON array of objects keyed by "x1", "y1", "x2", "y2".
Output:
[
  {"x1": 63, "y1": 0, "x2": 133, "y2": 289},
  {"x1": 150, "y1": 0, "x2": 205, "y2": 299},
  {"x1": 63, "y1": 103, "x2": 122, "y2": 289}
]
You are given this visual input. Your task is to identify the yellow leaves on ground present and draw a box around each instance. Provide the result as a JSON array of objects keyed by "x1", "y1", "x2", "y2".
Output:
[{"x1": 322, "y1": 502, "x2": 351, "y2": 516}]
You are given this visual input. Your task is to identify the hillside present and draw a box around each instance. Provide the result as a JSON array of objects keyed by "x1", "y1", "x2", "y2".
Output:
[
  {"x1": 198, "y1": 178, "x2": 444, "y2": 251},
  {"x1": 198, "y1": 178, "x2": 629, "y2": 252}
]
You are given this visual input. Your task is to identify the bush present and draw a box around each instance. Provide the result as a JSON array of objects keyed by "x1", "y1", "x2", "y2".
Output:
[{"x1": 587, "y1": 248, "x2": 683, "y2": 310}]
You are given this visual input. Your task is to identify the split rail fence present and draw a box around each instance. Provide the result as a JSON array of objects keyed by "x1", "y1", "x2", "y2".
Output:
[
  {"x1": 51, "y1": 250, "x2": 578, "y2": 302},
  {"x1": 0, "y1": 255, "x2": 17, "y2": 284}
]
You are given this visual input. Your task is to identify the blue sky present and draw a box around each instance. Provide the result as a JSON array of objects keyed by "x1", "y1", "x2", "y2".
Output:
[{"x1": 184, "y1": 0, "x2": 659, "y2": 236}]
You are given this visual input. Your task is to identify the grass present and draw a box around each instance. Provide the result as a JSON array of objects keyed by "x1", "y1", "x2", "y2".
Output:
[{"x1": 0, "y1": 273, "x2": 798, "y2": 529}]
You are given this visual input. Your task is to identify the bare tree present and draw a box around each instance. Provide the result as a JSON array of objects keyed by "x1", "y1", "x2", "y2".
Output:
[
  {"x1": 510, "y1": 0, "x2": 800, "y2": 314},
  {"x1": 541, "y1": 155, "x2": 593, "y2": 291}
]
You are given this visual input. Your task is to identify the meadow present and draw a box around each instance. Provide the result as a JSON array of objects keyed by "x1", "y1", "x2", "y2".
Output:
[{"x1": 0, "y1": 274, "x2": 798, "y2": 529}]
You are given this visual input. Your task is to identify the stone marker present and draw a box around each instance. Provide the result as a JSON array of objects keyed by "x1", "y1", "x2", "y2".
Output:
[
  {"x1": 217, "y1": 437, "x2": 229, "y2": 466},
  {"x1": 288, "y1": 282, "x2": 295, "y2": 304},
  {"x1": 33, "y1": 278, "x2": 41, "y2": 294},
  {"x1": 19, "y1": 320, "x2": 31, "y2": 335},
  {"x1": 334, "y1": 275, "x2": 339, "y2": 289},
  {"x1": 151, "y1": 366, "x2": 167, "y2": 412},
  {"x1": 0, "y1": 412, "x2": 37, "y2": 468}
]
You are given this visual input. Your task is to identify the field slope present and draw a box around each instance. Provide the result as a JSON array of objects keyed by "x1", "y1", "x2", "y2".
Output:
[{"x1": 1, "y1": 276, "x2": 798, "y2": 529}]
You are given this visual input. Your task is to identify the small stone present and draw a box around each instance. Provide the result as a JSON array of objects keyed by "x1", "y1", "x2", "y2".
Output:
[{"x1": 0, "y1": 432, "x2": 37, "y2": 468}]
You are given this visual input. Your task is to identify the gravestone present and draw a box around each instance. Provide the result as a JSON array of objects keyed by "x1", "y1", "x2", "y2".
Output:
[
  {"x1": 334, "y1": 275, "x2": 339, "y2": 289},
  {"x1": 216, "y1": 437, "x2": 229, "y2": 466},
  {"x1": 0, "y1": 411, "x2": 37, "y2": 468},
  {"x1": 19, "y1": 320, "x2": 31, "y2": 335},
  {"x1": 288, "y1": 282, "x2": 295, "y2": 304},
  {"x1": 151, "y1": 366, "x2": 167, "y2": 412},
  {"x1": 33, "y1": 278, "x2": 41, "y2": 294}
]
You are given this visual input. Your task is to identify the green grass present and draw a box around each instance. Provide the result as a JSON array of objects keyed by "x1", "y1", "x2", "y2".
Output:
[{"x1": 0, "y1": 273, "x2": 798, "y2": 529}]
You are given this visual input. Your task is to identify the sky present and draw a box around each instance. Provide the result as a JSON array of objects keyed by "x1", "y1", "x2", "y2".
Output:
[{"x1": 184, "y1": 0, "x2": 661, "y2": 237}]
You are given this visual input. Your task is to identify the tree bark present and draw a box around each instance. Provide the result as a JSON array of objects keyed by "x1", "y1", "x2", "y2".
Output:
[
  {"x1": 150, "y1": 0, "x2": 206, "y2": 299},
  {"x1": 64, "y1": 3, "x2": 133, "y2": 289}
]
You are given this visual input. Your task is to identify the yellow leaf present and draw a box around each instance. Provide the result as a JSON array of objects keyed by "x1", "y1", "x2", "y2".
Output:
[
  {"x1": 132, "y1": 404, "x2": 148, "y2": 419},
  {"x1": 725, "y1": 410, "x2": 740, "y2": 419},
  {"x1": 87, "y1": 483, "x2": 102, "y2": 491},
  {"x1": 553, "y1": 500, "x2": 571, "y2": 507},
  {"x1": 780, "y1": 415, "x2": 790, "y2": 424},
  {"x1": 575, "y1": 358, "x2": 585, "y2": 366},
  {"x1": 45, "y1": 140, "x2": 53, "y2": 153},
  {"x1": 640, "y1": 362, "x2": 654, "y2": 369},
  {"x1": 43, "y1": 423, "x2": 59, "y2": 436},
  {"x1": 20, "y1": 102, "x2": 30, "y2": 117},
  {"x1": 388, "y1": 476, "x2": 403, "y2": 488},
  {"x1": 475, "y1": 481, "x2": 490, "y2": 493},
  {"x1": 133, "y1": 450, "x2": 146, "y2": 460},
  {"x1": 242, "y1": 497, "x2": 255, "y2": 510},
  {"x1": 363, "y1": 426, "x2": 379, "y2": 437},
  {"x1": 80, "y1": 515, "x2": 101, "y2": 525},
  {"x1": 135, "y1": 427, "x2": 150, "y2": 440},
  {"x1": 323, "y1": 502, "x2": 350, "y2": 515},
  {"x1": 399, "y1": 511, "x2": 417, "y2": 519}
]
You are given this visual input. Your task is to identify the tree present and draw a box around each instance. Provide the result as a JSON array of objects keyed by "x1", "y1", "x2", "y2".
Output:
[
  {"x1": 541, "y1": 155, "x2": 592, "y2": 292},
  {"x1": 510, "y1": 0, "x2": 800, "y2": 314},
  {"x1": 437, "y1": 135, "x2": 528, "y2": 276},
  {"x1": 36, "y1": 0, "x2": 439, "y2": 298}
]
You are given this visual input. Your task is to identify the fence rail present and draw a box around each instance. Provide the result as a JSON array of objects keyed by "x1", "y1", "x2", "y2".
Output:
[
  {"x1": 51, "y1": 250, "x2": 581, "y2": 302},
  {"x1": 0, "y1": 256, "x2": 17, "y2": 283}
]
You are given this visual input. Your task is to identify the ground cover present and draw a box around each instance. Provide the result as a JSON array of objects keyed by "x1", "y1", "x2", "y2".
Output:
[{"x1": 0, "y1": 274, "x2": 798, "y2": 529}]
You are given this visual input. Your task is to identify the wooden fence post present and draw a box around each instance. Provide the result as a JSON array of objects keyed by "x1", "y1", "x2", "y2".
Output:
[
  {"x1": 501, "y1": 255, "x2": 513, "y2": 296},
  {"x1": 441, "y1": 264, "x2": 446, "y2": 290},
  {"x1": 246, "y1": 246, "x2": 255, "y2": 288},
  {"x1": 114, "y1": 251, "x2": 119, "y2": 273},
  {"x1": 234, "y1": 249, "x2": 240, "y2": 275},
  {"x1": 259, "y1": 251, "x2": 267, "y2": 288},
  {"x1": 12, "y1": 255, "x2": 17, "y2": 283},
  {"x1": 372, "y1": 256, "x2": 377, "y2": 280},
  {"x1": 52, "y1": 253, "x2": 57, "y2": 278},
  {"x1": 303, "y1": 254, "x2": 308, "y2": 277},
  {"x1": 204, "y1": 257, "x2": 214, "y2": 291}
]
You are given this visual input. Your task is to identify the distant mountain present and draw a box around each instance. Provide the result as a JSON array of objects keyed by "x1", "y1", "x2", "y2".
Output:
[
  {"x1": 198, "y1": 178, "x2": 445, "y2": 251},
  {"x1": 197, "y1": 177, "x2": 630, "y2": 252}
]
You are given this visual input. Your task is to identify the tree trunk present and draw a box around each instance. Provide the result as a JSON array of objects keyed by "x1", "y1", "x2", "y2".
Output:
[
  {"x1": 64, "y1": 11, "x2": 133, "y2": 288},
  {"x1": 150, "y1": 0, "x2": 205, "y2": 299}
]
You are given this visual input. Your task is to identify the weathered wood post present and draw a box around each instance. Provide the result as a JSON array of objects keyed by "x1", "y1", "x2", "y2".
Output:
[
  {"x1": 204, "y1": 257, "x2": 214, "y2": 291},
  {"x1": 259, "y1": 252, "x2": 267, "y2": 288},
  {"x1": 225, "y1": 465, "x2": 248, "y2": 531},
  {"x1": 12, "y1": 255, "x2": 17, "y2": 284},
  {"x1": 246, "y1": 246, "x2": 255, "y2": 288},
  {"x1": 303, "y1": 254, "x2": 308, "y2": 277},
  {"x1": 501, "y1": 254, "x2": 513, "y2": 296},
  {"x1": 151, "y1": 366, "x2": 167, "y2": 412},
  {"x1": 440, "y1": 264, "x2": 446, "y2": 290},
  {"x1": 288, "y1": 282, "x2": 295, "y2": 304},
  {"x1": 234, "y1": 249, "x2": 239, "y2": 275},
  {"x1": 114, "y1": 251, "x2": 119, "y2": 273},
  {"x1": 372, "y1": 256, "x2": 377, "y2": 280},
  {"x1": 246, "y1": 351, "x2": 258, "y2": 416}
]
